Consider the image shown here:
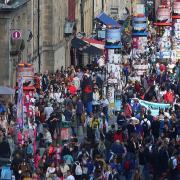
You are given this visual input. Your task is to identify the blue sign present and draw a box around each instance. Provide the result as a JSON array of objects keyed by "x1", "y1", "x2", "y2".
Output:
[
  {"x1": 106, "y1": 28, "x2": 121, "y2": 43},
  {"x1": 132, "y1": 31, "x2": 148, "y2": 36},
  {"x1": 105, "y1": 45, "x2": 122, "y2": 49},
  {"x1": 98, "y1": 30, "x2": 106, "y2": 39}
]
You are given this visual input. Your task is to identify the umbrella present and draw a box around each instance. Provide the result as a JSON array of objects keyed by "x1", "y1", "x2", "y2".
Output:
[{"x1": 0, "y1": 86, "x2": 15, "y2": 95}]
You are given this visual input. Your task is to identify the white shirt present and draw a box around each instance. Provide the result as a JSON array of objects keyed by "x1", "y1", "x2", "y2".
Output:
[
  {"x1": 46, "y1": 167, "x2": 56, "y2": 178},
  {"x1": 44, "y1": 131, "x2": 52, "y2": 143},
  {"x1": 98, "y1": 57, "x2": 105, "y2": 67},
  {"x1": 44, "y1": 106, "x2": 53, "y2": 121},
  {"x1": 92, "y1": 92, "x2": 100, "y2": 105},
  {"x1": 101, "y1": 99, "x2": 109, "y2": 107},
  {"x1": 54, "y1": 92, "x2": 62, "y2": 103},
  {"x1": 73, "y1": 77, "x2": 80, "y2": 90},
  {"x1": 66, "y1": 175, "x2": 75, "y2": 180}
]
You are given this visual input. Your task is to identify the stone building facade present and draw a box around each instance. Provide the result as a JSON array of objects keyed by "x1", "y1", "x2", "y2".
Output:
[
  {"x1": 75, "y1": 0, "x2": 132, "y2": 37},
  {"x1": 0, "y1": 0, "x2": 71, "y2": 85},
  {"x1": 0, "y1": 0, "x2": 29, "y2": 85},
  {"x1": 28, "y1": 0, "x2": 68, "y2": 73},
  {"x1": 103, "y1": 0, "x2": 131, "y2": 19}
]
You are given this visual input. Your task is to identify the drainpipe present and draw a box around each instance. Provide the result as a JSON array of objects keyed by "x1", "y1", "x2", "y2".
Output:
[
  {"x1": 102, "y1": 0, "x2": 104, "y2": 12},
  {"x1": 37, "y1": 0, "x2": 41, "y2": 72},
  {"x1": 92, "y1": 0, "x2": 94, "y2": 33},
  {"x1": 80, "y1": 0, "x2": 84, "y2": 32}
]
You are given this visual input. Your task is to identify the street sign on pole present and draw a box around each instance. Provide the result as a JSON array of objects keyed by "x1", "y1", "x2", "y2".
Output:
[{"x1": 11, "y1": 30, "x2": 22, "y2": 40}]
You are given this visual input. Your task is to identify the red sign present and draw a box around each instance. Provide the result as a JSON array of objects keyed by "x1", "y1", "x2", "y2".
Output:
[
  {"x1": 68, "y1": 0, "x2": 75, "y2": 21},
  {"x1": 12, "y1": 30, "x2": 21, "y2": 40}
]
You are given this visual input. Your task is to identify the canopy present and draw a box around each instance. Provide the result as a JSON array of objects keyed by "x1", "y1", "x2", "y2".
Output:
[
  {"x1": 96, "y1": 12, "x2": 120, "y2": 27},
  {"x1": 71, "y1": 37, "x2": 102, "y2": 55},
  {"x1": 0, "y1": 86, "x2": 15, "y2": 95},
  {"x1": 82, "y1": 38, "x2": 105, "y2": 49}
]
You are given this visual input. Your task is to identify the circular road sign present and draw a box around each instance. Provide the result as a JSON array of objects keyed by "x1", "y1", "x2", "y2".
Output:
[{"x1": 12, "y1": 30, "x2": 22, "y2": 40}]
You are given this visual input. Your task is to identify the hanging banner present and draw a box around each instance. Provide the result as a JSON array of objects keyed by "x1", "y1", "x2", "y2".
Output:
[
  {"x1": 16, "y1": 77, "x2": 24, "y2": 129},
  {"x1": 133, "y1": 64, "x2": 149, "y2": 76},
  {"x1": 132, "y1": 98, "x2": 171, "y2": 116},
  {"x1": 133, "y1": 3, "x2": 145, "y2": 16},
  {"x1": 106, "y1": 28, "x2": 121, "y2": 44}
]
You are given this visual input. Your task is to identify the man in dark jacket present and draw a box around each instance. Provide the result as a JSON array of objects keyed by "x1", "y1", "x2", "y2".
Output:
[
  {"x1": 151, "y1": 118, "x2": 160, "y2": 140},
  {"x1": 108, "y1": 166, "x2": 120, "y2": 180},
  {"x1": 111, "y1": 140, "x2": 125, "y2": 156}
]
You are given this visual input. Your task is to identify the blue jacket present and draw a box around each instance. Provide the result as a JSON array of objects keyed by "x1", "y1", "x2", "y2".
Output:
[{"x1": 111, "y1": 143, "x2": 124, "y2": 156}]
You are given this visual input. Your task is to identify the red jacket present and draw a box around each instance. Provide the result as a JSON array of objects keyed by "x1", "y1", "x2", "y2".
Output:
[
  {"x1": 164, "y1": 91, "x2": 174, "y2": 104},
  {"x1": 68, "y1": 85, "x2": 77, "y2": 95},
  {"x1": 114, "y1": 132, "x2": 123, "y2": 143},
  {"x1": 124, "y1": 104, "x2": 132, "y2": 118},
  {"x1": 160, "y1": 64, "x2": 166, "y2": 72}
]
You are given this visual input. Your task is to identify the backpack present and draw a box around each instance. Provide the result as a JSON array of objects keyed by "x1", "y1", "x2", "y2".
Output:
[
  {"x1": 142, "y1": 120, "x2": 149, "y2": 133},
  {"x1": 91, "y1": 119, "x2": 99, "y2": 129},
  {"x1": 75, "y1": 162, "x2": 83, "y2": 176}
]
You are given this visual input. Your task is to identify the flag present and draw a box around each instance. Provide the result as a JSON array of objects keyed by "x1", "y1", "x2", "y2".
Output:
[{"x1": 16, "y1": 77, "x2": 24, "y2": 130}]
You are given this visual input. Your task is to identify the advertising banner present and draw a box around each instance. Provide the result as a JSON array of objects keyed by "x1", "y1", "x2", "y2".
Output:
[
  {"x1": 156, "y1": 27, "x2": 171, "y2": 59},
  {"x1": 132, "y1": 17, "x2": 147, "y2": 31},
  {"x1": 16, "y1": 77, "x2": 24, "y2": 129},
  {"x1": 106, "y1": 28, "x2": 121, "y2": 43},
  {"x1": 107, "y1": 49, "x2": 122, "y2": 64},
  {"x1": 133, "y1": 3, "x2": 145, "y2": 16},
  {"x1": 17, "y1": 66, "x2": 34, "y2": 83},
  {"x1": 156, "y1": 51, "x2": 171, "y2": 59},
  {"x1": 157, "y1": 7, "x2": 171, "y2": 22},
  {"x1": 132, "y1": 98, "x2": 171, "y2": 116},
  {"x1": 133, "y1": 64, "x2": 149, "y2": 76},
  {"x1": 132, "y1": 37, "x2": 147, "y2": 52},
  {"x1": 173, "y1": 1, "x2": 180, "y2": 14}
]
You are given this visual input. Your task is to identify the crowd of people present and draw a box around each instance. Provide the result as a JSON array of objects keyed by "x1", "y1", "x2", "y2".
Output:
[{"x1": 0, "y1": 51, "x2": 180, "y2": 179}]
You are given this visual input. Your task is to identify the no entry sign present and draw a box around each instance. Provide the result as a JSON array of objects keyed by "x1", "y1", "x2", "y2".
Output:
[{"x1": 11, "y1": 30, "x2": 22, "y2": 40}]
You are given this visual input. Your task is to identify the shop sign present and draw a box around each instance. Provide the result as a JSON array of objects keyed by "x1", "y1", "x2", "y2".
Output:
[{"x1": 106, "y1": 28, "x2": 121, "y2": 43}]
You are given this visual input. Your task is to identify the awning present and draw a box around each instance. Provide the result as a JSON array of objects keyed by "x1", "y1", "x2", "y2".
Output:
[
  {"x1": 71, "y1": 37, "x2": 102, "y2": 55},
  {"x1": 0, "y1": 86, "x2": 15, "y2": 95},
  {"x1": 82, "y1": 38, "x2": 105, "y2": 49},
  {"x1": 96, "y1": 12, "x2": 120, "y2": 27}
]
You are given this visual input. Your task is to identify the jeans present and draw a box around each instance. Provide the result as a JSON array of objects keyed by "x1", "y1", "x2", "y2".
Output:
[
  {"x1": 103, "y1": 106, "x2": 109, "y2": 122},
  {"x1": 139, "y1": 165, "x2": 144, "y2": 179},
  {"x1": 86, "y1": 101, "x2": 92, "y2": 115}
]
